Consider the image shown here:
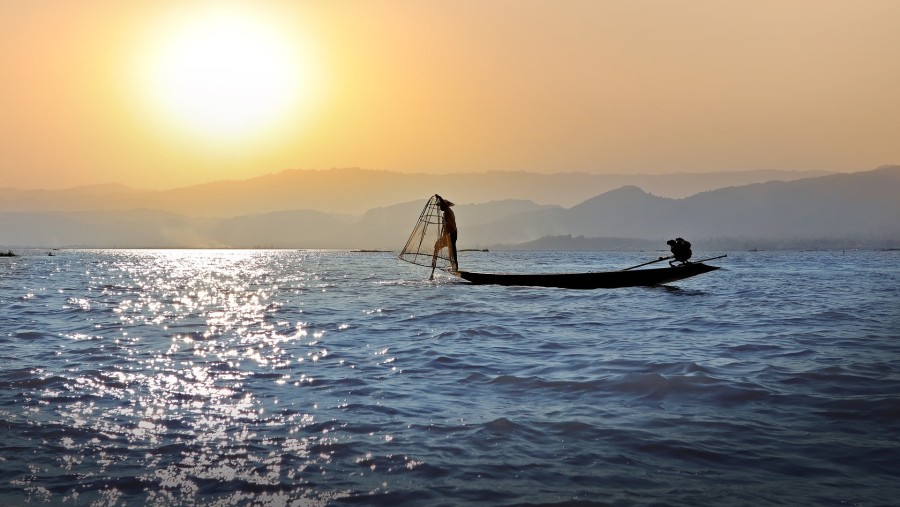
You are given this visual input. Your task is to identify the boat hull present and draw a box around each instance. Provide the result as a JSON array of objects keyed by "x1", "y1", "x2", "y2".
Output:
[{"x1": 454, "y1": 262, "x2": 720, "y2": 289}]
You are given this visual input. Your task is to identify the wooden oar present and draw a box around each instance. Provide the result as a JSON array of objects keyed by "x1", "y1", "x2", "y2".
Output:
[
  {"x1": 620, "y1": 253, "x2": 727, "y2": 271},
  {"x1": 620, "y1": 255, "x2": 673, "y2": 271},
  {"x1": 693, "y1": 254, "x2": 728, "y2": 263}
]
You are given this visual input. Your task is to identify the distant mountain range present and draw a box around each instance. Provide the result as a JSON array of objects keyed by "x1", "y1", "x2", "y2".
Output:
[
  {"x1": 0, "y1": 168, "x2": 828, "y2": 216},
  {"x1": 1, "y1": 166, "x2": 897, "y2": 250}
]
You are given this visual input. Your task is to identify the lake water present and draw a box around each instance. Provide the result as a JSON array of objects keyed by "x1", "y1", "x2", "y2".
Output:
[{"x1": 1, "y1": 249, "x2": 898, "y2": 506}]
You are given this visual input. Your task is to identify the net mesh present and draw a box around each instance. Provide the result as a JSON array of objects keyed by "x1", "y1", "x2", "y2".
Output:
[{"x1": 398, "y1": 195, "x2": 452, "y2": 269}]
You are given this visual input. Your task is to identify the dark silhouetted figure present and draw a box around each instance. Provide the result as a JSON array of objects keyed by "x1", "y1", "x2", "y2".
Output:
[
  {"x1": 430, "y1": 194, "x2": 458, "y2": 279},
  {"x1": 667, "y1": 237, "x2": 692, "y2": 266}
]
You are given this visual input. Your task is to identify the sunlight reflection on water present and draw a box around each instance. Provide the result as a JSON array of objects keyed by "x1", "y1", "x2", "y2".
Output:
[{"x1": 49, "y1": 250, "x2": 348, "y2": 504}]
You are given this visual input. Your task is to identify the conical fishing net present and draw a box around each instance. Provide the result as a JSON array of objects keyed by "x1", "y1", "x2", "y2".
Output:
[{"x1": 399, "y1": 195, "x2": 452, "y2": 269}]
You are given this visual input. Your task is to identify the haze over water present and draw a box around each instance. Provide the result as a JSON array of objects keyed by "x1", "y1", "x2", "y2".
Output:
[{"x1": 1, "y1": 249, "x2": 898, "y2": 506}]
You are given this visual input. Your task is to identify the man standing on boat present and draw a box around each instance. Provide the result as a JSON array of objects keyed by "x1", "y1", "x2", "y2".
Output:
[{"x1": 430, "y1": 194, "x2": 458, "y2": 279}]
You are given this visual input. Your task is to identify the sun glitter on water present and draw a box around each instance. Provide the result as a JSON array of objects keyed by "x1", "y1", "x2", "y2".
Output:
[{"x1": 133, "y1": 4, "x2": 317, "y2": 146}]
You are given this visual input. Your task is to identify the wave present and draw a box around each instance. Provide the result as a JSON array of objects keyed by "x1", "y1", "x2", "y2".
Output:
[
  {"x1": 0, "y1": 369, "x2": 69, "y2": 390},
  {"x1": 479, "y1": 368, "x2": 770, "y2": 407}
]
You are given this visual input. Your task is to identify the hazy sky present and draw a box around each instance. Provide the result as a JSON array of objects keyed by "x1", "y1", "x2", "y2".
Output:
[{"x1": 2, "y1": 0, "x2": 898, "y2": 190}]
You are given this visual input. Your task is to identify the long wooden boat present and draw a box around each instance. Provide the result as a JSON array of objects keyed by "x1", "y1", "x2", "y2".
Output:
[{"x1": 454, "y1": 262, "x2": 720, "y2": 289}]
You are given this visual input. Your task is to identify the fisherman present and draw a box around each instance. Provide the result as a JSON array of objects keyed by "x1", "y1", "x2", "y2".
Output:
[
  {"x1": 430, "y1": 194, "x2": 458, "y2": 279},
  {"x1": 667, "y1": 237, "x2": 692, "y2": 265}
]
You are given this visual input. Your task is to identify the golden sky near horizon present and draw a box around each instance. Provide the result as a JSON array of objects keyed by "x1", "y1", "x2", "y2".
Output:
[{"x1": 1, "y1": 0, "x2": 899, "y2": 190}]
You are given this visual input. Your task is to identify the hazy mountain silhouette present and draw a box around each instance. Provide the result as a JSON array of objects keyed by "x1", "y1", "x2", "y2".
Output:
[
  {"x1": 1, "y1": 166, "x2": 897, "y2": 250},
  {"x1": 470, "y1": 165, "x2": 900, "y2": 248},
  {"x1": 0, "y1": 168, "x2": 828, "y2": 216}
]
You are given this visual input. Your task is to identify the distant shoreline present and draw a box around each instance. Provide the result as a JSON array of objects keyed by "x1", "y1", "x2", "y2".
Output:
[{"x1": 3, "y1": 243, "x2": 898, "y2": 254}]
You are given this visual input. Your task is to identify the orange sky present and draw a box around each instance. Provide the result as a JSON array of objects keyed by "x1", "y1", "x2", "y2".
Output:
[{"x1": 1, "y1": 0, "x2": 899, "y2": 190}]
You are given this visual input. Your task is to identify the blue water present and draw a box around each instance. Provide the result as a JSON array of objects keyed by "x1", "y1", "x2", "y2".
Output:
[{"x1": 1, "y1": 249, "x2": 898, "y2": 506}]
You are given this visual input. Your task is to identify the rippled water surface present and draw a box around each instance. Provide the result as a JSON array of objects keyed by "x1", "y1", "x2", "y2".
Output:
[{"x1": 1, "y1": 249, "x2": 898, "y2": 506}]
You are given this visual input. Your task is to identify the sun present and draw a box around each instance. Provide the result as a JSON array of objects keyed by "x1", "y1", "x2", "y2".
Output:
[{"x1": 137, "y1": 5, "x2": 313, "y2": 145}]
